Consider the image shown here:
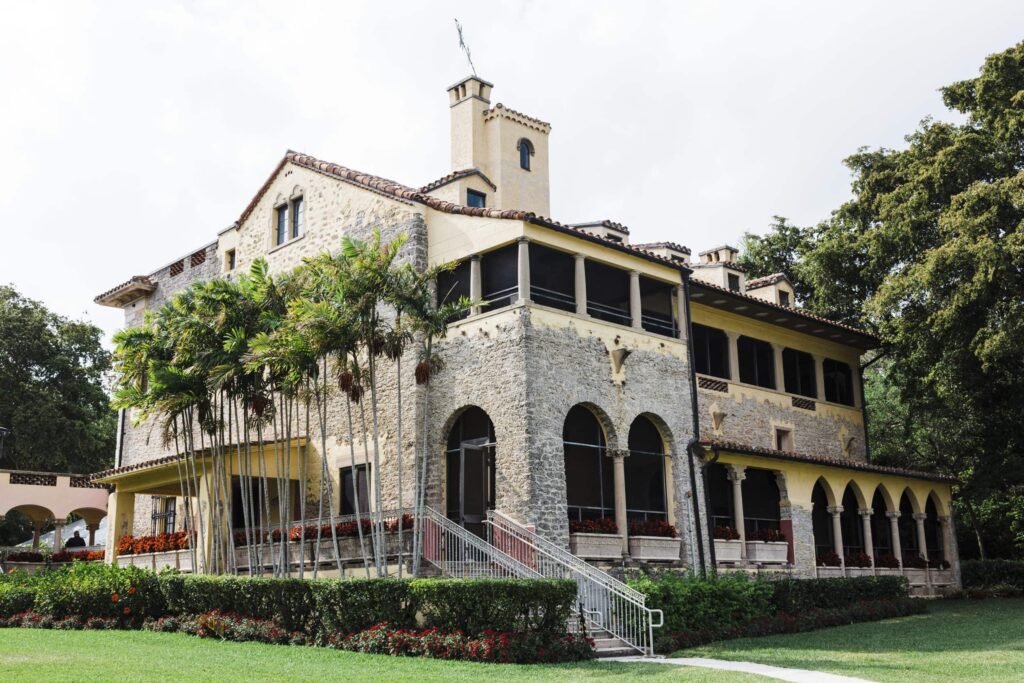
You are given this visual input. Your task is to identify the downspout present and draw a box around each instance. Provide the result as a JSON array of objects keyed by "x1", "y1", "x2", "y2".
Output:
[
  {"x1": 114, "y1": 408, "x2": 126, "y2": 469},
  {"x1": 704, "y1": 445, "x2": 721, "y2": 573},
  {"x1": 681, "y1": 275, "x2": 709, "y2": 578}
]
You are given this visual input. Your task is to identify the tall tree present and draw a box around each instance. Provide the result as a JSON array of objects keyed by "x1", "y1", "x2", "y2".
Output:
[{"x1": 0, "y1": 285, "x2": 116, "y2": 474}]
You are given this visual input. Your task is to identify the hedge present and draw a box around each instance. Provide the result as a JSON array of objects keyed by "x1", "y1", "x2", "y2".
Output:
[
  {"x1": 311, "y1": 578, "x2": 416, "y2": 638},
  {"x1": 960, "y1": 560, "x2": 1024, "y2": 589},
  {"x1": 629, "y1": 573, "x2": 913, "y2": 652},
  {"x1": 160, "y1": 575, "x2": 316, "y2": 633}
]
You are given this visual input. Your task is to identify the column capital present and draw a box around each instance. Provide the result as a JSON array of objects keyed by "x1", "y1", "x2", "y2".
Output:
[
  {"x1": 858, "y1": 507, "x2": 874, "y2": 517},
  {"x1": 913, "y1": 512, "x2": 927, "y2": 522},
  {"x1": 937, "y1": 515, "x2": 950, "y2": 524},
  {"x1": 470, "y1": 253, "x2": 480, "y2": 261},
  {"x1": 604, "y1": 448, "x2": 630, "y2": 460},
  {"x1": 725, "y1": 464, "x2": 746, "y2": 481},
  {"x1": 885, "y1": 510, "x2": 901, "y2": 520},
  {"x1": 517, "y1": 236, "x2": 530, "y2": 244},
  {"x1": 574, "y1": 252, "x2": 586, "y2": 261},
  {"x1": 827, "y1": 505, "x2": 844, "y2": 515}
]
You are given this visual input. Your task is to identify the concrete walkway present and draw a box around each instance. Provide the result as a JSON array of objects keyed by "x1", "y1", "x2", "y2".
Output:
[{"x1": 606, "y1": 656, "x2": 875, "y2": 683}]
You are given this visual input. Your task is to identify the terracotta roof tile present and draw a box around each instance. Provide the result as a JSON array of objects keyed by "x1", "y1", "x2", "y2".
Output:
[
  {"x1": 746, "y1": 272, "x2": 790, "y2": 289},
  {"x1": 93, "y1": 276, "x2": 156, "y2": 306},
  {"x1": 701, "y1": 439, "x2": 957, "y2": 483},
  {"x1": 420, "y1": 168, "x2": 497, "y2": 193},
  {"x1": 571, "y1": 220, "x2": 631, "y2": 235},
  {"x1": 634, "y1": 241, "x2": 692, "y2": 255}
]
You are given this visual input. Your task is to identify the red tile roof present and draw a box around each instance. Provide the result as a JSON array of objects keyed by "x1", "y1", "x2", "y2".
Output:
[
  {"x1": 420, "y1": 168, "x2": 497, "y2": 193},
  {"x1": 701, "y1": 439, "x2": 957, "y2": 483},
  {"x1": 745, "y1": 272, "x2": 790, "y2": 290},
  {"x1": 93, "y1": 276, "x2": 156, "y2": 307},
  {"x1": 634, "y1": 241, "x2": 692, "y2": 255}
]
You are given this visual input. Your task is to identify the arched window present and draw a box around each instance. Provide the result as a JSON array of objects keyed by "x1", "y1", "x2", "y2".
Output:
[
  {"x1": 445, "y1": 407, "x2": 496, "y2": 537},
  {"x1": 840, "y1": 485, "x2": 864, "y2": 556},
  {"x1": 518, "y1": 138, "x2": 534, "y2": 171},
  {"x1": 625, "y1": 416, "x2": 667, "y2": 522},
  {"x1": 870, "y1": 489, "x2": 892, "y2": 557},
  {"x1": 563, "y1": 405, "x2": 613, "y2": 522},
  {"x1": 924, "y1": 495, "x2": 943, "y2": 563},
  {"x1": 899, "y1": 491, "x2": 918, "y2": 558},
  {"x1": 811, "y1": 480, "x2": 833, "y2": 557}
]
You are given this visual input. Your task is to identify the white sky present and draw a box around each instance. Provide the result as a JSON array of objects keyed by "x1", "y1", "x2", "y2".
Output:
[{"x1": 2, "y1": 0, "x2": 1022, "y2": 345}]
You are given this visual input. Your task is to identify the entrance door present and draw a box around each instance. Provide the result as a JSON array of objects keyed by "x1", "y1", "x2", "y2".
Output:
[{"x1": 446, "y1": 437, "x2": 496, "y2": 538}]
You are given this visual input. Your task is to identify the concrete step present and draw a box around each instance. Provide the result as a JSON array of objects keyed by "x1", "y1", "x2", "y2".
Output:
[{"x1": 594, "y1": 646, "x2": 643, "y2": 658}]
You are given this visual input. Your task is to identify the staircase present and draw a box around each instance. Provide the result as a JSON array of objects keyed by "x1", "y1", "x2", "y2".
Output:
[{"x1": 415, "y1": 506, "x2": 662, "y2": 656}]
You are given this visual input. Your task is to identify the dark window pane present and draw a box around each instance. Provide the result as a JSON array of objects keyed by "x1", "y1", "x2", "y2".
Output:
[
  {"x1": 693, "y1": 323, "x2": 729, "y2": 379},
  {"x1": 340, "y1": 464, "x2": 370, "y2": 515},
  {"x1": 519, "y1": 140, "x2": 531, "y2": 170},
  {"x1": 639, "y1": 276, "x2": 676, "y2": 337},
  {"x1": 529, "y1": 244, "x2": 575, "y2": 312},
  {"x1": 783, "y1": 348, "x2": 816, "y2": 398},
  {"x1": 276, "y1": 205, "x2": 287, "y2": 245},
  {"x1": 480, "y1": 244, "x2": 518, "y2": 311},
  {"x1": 467, "y1": 190, "x2": 486, "y2": 208},
  {"x1": 728, "y1": 273, "x2": 740, "y2": 291},
  {"x1": 436, "y1": 259, "x2": 471, "y2": 322},
  {"x1": 823, "y1": 358, "x2": 854, "y2": 405},
  {"x1": 738, "y1": 336, "x2": 774, "y2": 388},
  {"x1": 585, "y1": 260, "x2": 631, "y2": 326},
  {"x1": 626, "y1": 416, "x2": 666, "y2": 521},
  {"x1": 563, "y1": 405, "x2": 613, "y2": 520},
  {"x1": 291, "y1": 197, "x2": 303, "y2": 238},
  {"x1": 779, "y1": 291, "x2": 790, "y2": 307}
]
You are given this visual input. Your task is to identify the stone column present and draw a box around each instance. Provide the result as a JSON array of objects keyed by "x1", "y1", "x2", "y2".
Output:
[
  {"x1": 675, "y1": 285, "x2": 688, "y2": 340},
  {"x1": 106, "y1": 489, "x2": 135, "y2": 564},
  {"x1": 726, "y1": 332, "x2": 741, "y2": 383},
  {"x1": 772, "y1": 343, "x2": 786, "y2": 392},
  {"x1": 860, "y1": 508, "x2": 875, "y2": 565},
  {"x1": 852, "y1": 367, "x2": 864, "y2": 408},
  {"x1": 887, "y1": 511, "x2": 903, "y2": 567},
  {"x1": 31, "y1": 521, "x2": 43, "y2": 550},
  {"x1": 813, "y1": 354, "x2": 826, "y2": 401},
  {"x1": 608, "y1": 449, "x2": 629, "y2": 555},
  {"x1": 574, "y1": 253, "x2": 588, "y2": 316},
  {"x1": 938, "y1": 515, "x2": 952, "y2": 565},
  {"x1": 727, "y1": 464, "x2": 747, "y2": 559},
  {"x1": 517, "y1": 238, "x2": 531, "y2": 304},
  {"x1": 775, "y1": 471, "x2": 795, "y2": 565},
  {"x1": 828, "y1": 505, "x2": 844, "y2": 560},
  {"x1": 914, "y1": 512, "x2": 928, "y2": 560},
  {"x1": 87, "y1": 524, "x2": 99, "y2": 547},
  {"x1": 469, "y1": 254, "x2": 482, "y2": 316},
  {"x1": 52, "y1": 519, "x2": 65, "y2": 552},
  {"x1": 629, "y1": 270, "x2": 642, "y2": 329}
]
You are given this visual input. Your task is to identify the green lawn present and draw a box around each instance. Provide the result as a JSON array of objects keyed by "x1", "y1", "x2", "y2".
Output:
[
  {"x1": 0, "y1": 628, "x2": 765, "y2": 683},
  {"x1": 678, "y1": 598, "x2": 1024, "y2": 683}
]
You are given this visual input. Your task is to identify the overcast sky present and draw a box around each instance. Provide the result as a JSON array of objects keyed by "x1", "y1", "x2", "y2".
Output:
[{"x1": 2, "y1": 1, "x2": 1022, "y2": 345}]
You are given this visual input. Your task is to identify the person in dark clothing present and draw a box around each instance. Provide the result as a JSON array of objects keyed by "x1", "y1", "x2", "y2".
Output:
[{"x1": 64, "y1": 531, "x2": 86, "y2": 548}]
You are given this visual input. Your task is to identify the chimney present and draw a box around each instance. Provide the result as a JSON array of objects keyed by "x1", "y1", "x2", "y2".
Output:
[{"x1": 448, "y1": 76, "x2": 493, "y2": 172}]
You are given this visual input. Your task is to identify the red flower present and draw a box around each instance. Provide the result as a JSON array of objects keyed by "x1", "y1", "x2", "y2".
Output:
[
  {"x1": 111, "y1": 593, "x2": 120, "y2": 603},
  {"x1": 123, "y1": 607, "x2": 132, "y2": 616},
  {"x1": 127, "y1": 586, "x2": 137, "y2": 595}
]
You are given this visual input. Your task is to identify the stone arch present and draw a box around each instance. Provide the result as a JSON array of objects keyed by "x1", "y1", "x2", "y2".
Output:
[
  {"x1": 840, "y1": 479, "x2": 869, "y2": 510},
  {"x1": 839, "y1": 482, "x2": 865, "y2": 554},
  {"x1": 567, "y1": 401, "x2": 619, "y2": 450},
  {"x1": 812, "y1": 476, "x2": 838, "y2": 507},
  {"x1": 69, "y1": 506, "x2": 107, "y2": 527},
  {"x1": 898, "y1": 488, "x2": 921, "y2": 557},
  {"x1": 898, "y1": 486, "x2": 923, "y2": 514},
  {"x1": 625, "y1": 413, "x2": 672, "y2": 524},
  {"x1": 442, "y1": 405, "x2": 497, "y2": 535},
  {"x1": 631, "y1": 411, "x2": 675, "y2": 455},
  {"x1": 870, "y1": 482, "x2": 897, "y2": 513},
  {"x1": 811, "y1": 477, "x2": 836, "y2": 557},
  {"x1": 3, "y1": 503, "x2": 55, "y2": 524},
  {"x1": 563, "y1": 403, "x2": 615, "y2": 523},
  {"x1": 926, "y1": 489, "x2": 948, "y2": 517}
]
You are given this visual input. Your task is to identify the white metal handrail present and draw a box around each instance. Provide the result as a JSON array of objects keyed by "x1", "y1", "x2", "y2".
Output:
[
  {"x1": 486, "y1": 510, "x2": 663, "y2": 656},
  {"x1": 420, "y1": 506, "x2": 543, "y2": 579}
]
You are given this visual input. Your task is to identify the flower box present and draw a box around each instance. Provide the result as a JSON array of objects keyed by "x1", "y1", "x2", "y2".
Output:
[
  {"x1": 816, "y1": 566, "x2": 845, "y2": 578},
  {"x1": 629, "y1": 535, "x2": 681, "y2": 561},
  {"x1": 846, "y1": 567, "x2": 875, "y2": 578},
  {"x1": 569, "y1": 533, "x2": 623, "y2": 560},
  {"x1": 930, "y1": 569, "x2": 955, "y2": 585},
  {"x1": 714, "y1": 538, "x2": 743, "y2": 563},
  {"x1": 875, "y1": 567, "x2": 901, "y2": 576},
  {"x1": 745, "y1": 540, "x2": 788, "y2": 564},
  {"x1": 904, "y1": 568, "x2": 929, "y2": 585}
]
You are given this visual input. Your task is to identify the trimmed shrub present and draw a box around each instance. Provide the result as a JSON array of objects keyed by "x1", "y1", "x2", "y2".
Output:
[
  {"x1": 770, "y1": 576, "x2": 908, "y2": 613},
  {"x1": 32, "y1": 563, "x2": 163, "y2": 625},
  {"x1": 310, "y1": 578, "x2": 415, "y2": 640},
  {"x1": 409, "y1": 578, "x2": 576, "y2": 639},
  {"x1": 961, "y1": 560, "x2": 1024, "y2": 589},
  {"x1": 159, "y1": 575, "x2": 315, "y2": 633},
  {"x1": 628, "y1": 573, "x2": 775, "y2": 636},
  {"x1": 0, "y1": 584, "x2": 35, "y2": 617}
]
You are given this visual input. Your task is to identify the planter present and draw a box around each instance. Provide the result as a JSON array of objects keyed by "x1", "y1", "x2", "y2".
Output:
[
  {"x1": 875, "y1": 567, "x2": 901, "y2": 576},
  {"x1": 745, "y1": 541, "x2": 788, "y2": 564},
  {"x1": 714, "y1": 538, "x2": 742, "y2": 563},
  {"x1": 816, "y1": 566, "x2": 844, "y2": 578},
  {"x1": 570, "y1": 533, "x2": 624, "y2": 560},
  {"x1": 904, "y1": 568, "x2": 929, "y2": 585},
  {"x1": 846, "y1": 567, "x2": 874, "y2": 577},
  {"x1": 629, "y1": 536, "x2": 681, "y2": 561},
  {"x1": 930, "y1": 569, "x2": 955, "y2": 586}
]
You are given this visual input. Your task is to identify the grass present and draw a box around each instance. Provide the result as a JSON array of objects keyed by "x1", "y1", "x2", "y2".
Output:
[
  {"x1": 678, "y1": 598, "x2": 1024, "y2": 682},
  {"x1": 0, "y1": 628, "x2": 767, "y2": 683}
]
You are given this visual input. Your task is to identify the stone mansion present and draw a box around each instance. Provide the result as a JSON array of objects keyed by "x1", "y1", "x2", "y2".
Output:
[{"x1": 93, "y1": 75, "x2": 960, "y2": 591}]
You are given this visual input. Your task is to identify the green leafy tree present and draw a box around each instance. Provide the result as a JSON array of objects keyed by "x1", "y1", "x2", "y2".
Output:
[
  {"x1": 0, "y1": 285, "x2": 116, "y2": 474},
  {"x1": 736, "y1": 216, "x2": 815, "y2": 304}
]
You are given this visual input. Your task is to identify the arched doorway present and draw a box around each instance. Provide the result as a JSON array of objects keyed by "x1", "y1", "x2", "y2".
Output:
[
  {"x1": 563, "y1": 405, "x2": 614, "y2": 523},
  {"x1": 870, "y1": 489, "x2": 893, "y2": 558},
  {"x1": 899, "y1": 490, "x2": 919, "y2": 559},
  {"x1": 445, "y1": 407, "x2": 496, "y2": 537},
  {"x1": 741, "y1": 469, "x2": 781, "y2": 537},
  {"x1": 625, "y1": 415, "x2": 668, "y2": 522},
  {"x1": 811, "y1": 480, "x2": 834, "y2": 559},
  {"x1": 840, "y1": 485, "x2": 864, "y2": 556},
  {"x1": 924, "y1": 495, "x2": 943, "y2": 563}
]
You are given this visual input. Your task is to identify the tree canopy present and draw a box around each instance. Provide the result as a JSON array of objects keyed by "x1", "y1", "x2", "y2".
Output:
[
  {"x1": 738, "y1": 41, "x2": 1024, "y2": 558},
  {"x1": 0, "y1": 285, "x2": 116, "y2": 474}
]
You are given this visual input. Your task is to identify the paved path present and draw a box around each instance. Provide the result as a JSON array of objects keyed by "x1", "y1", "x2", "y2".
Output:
[{"x1": 605, "y1": 656, "x2": 875, "y2": 683}]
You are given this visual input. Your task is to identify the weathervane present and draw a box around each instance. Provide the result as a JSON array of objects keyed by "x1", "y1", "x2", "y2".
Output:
[{"x1": 454, "y1": 19, "x2": 476, "y2": 76}]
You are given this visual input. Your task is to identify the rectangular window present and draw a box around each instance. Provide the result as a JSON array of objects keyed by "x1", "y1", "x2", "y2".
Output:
[
  {"x1": 467, "y1": 190, "x2": 487, "y2": 208},
  {"x1": 782, "y1": 348, "x2": 817, "y2": 398},
  {"x1": 823, "y1": 358, "x2": 854, "y2": 405},
  {"x1": 436, "y1": 259, "x2": 472, "y2": 322},
  {"x1": 340, "y1": 464, "x2": 370, "y2": 515},
  {"x1": 775, "y1": 428, "x2": 793, "y2": 452},
  {"x1": 738, "y1": 336, "x2": 775, "y2": 388},
  {"x1": 225, "y1": 249, "x2": 236, "y2": 271},
  {"x1": 779, "y1": 291, "x2": 791, "y2": 307},
  {"x1": 291, "y1": 197, "x2": 304, "y2": 239},
  {"x1": 728, "y1": 273, "x2": 740, "y2": 292},
  {"x1": 692, "y1": 323, "x2": 730, "y2": 379},
  {"x1": 275, "y1": 205, "x2": 288, "y2": 245}
]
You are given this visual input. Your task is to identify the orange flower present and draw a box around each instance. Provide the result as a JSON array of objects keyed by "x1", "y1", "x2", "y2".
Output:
[
  {"x1": 127, "y1": 587, "x2": 137, "y2": 595},
  {"x1": 123, "y1": 607, "x2": 131, "y2": 615},
  {"x1": 111, "y1": 593, "x2": 120, "y2": 603}
]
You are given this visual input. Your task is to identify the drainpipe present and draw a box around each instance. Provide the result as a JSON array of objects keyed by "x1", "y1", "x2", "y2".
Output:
[
  {"x1": 682, "y1": 275, "x2": 710, "y2": 578},
  {"x1": 703, "y1": 446, "x2": 720, "y2": 573}
]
